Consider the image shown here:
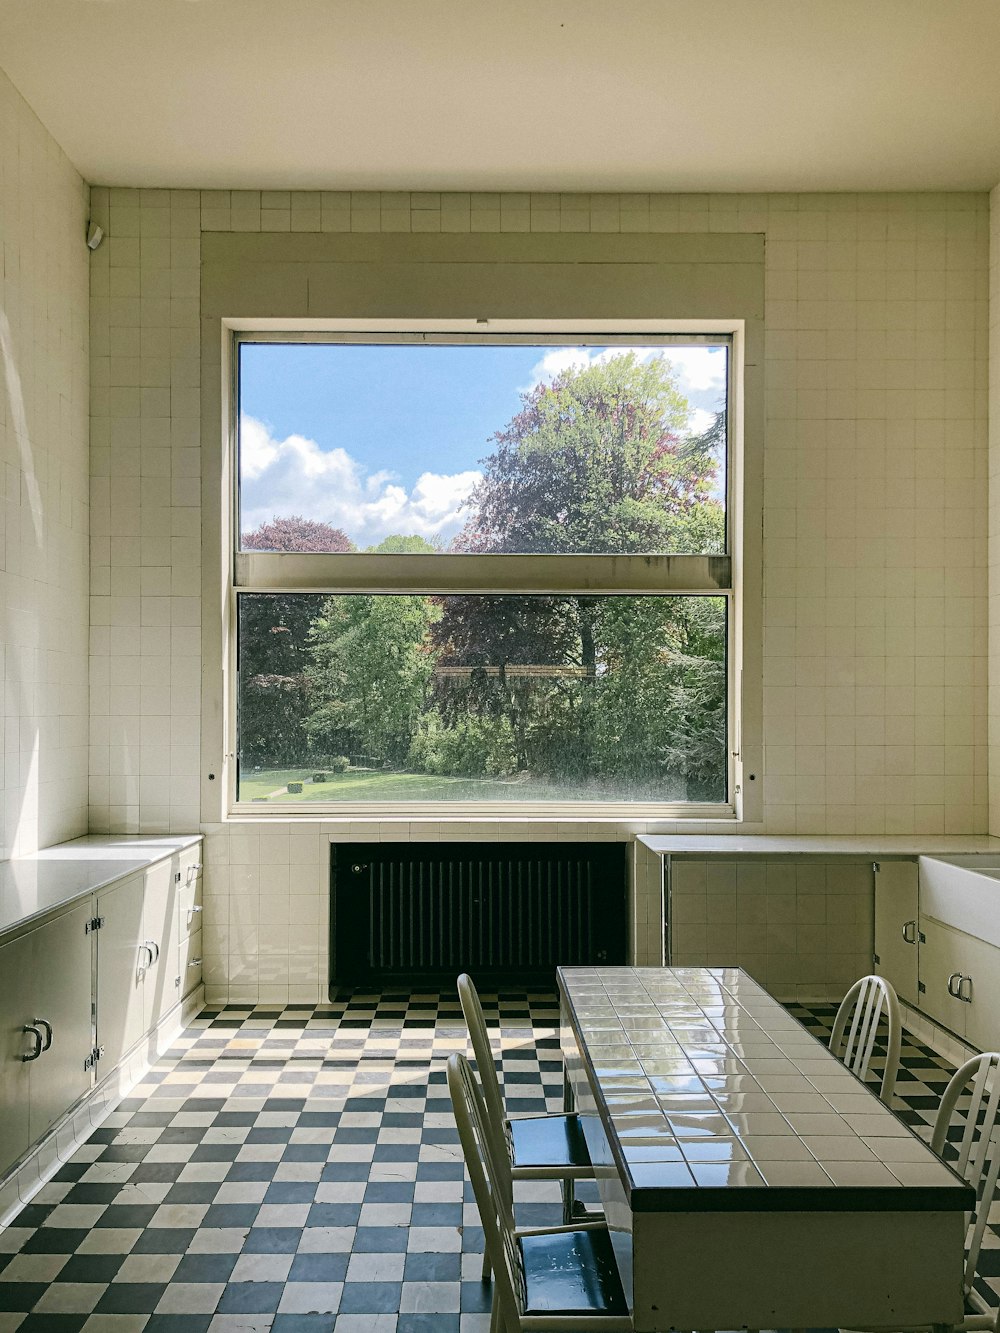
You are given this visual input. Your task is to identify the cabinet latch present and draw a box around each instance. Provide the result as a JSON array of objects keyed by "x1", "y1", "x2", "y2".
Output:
[
  {"x1": 84, "y1": 916, "x2": 105, "y2": 934},
  {"x1": 872, "y1": 952, "x2": 880, "y2": 966},
  {"x1": 917, "y1": 981, "x2": 926, "y2": 994},
  {"x1": 83, "y1": 1045, "x2": 105, "y2": 1071}
]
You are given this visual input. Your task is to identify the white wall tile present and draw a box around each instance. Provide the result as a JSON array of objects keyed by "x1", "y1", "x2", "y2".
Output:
[{"x1": 0, "y1": 67, "x2": 90, "y2": 856}]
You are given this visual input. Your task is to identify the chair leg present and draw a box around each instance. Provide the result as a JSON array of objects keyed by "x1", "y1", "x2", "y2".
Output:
[
  {"x1": 562, "y1": 1175, "x2": 575, "y2": 1225},
  {"x1": 481, "y1": 1245, "x2": 492, "y2": 1283},
  {"x1": 489, "y1": 1283, "x2": 501, "y2": 1333}
]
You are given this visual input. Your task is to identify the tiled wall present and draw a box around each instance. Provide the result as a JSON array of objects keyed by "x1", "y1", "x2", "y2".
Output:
[
  {"x1": 85, "y1": 188, "x2": 991, "y2": 1001},
  {"x1": 990, "y1": 183, "x2": 1000, "y2": 836},
  {"x1": 668, "y1": 856, "x2": 874, "y2": 1000},
  {"x1": 0, "y1": 69, "x2": 90, "y2": 857},
  {"x1": 87, "y1": 189, "x2": 202, "y2": 835}
]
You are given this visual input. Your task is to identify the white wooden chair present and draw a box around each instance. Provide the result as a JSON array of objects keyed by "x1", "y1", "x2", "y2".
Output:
[
  {"x1": 840, "y1": 1050, "x2": 1000, "y2": 1333},
  {"x1": 457, "y1": 972, "x2": 598, "y2": 1236},
  {"x1": 447, "y1": 1051, "x2": 632, "y2": 1333},
  {"x1": 830, "y1": 973, "x2": 902, "y2": 1104}
]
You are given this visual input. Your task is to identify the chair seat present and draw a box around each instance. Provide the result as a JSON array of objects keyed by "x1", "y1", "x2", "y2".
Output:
[
  {"x1": 520, "y1": 1226, "x2": 629, "y2": 1316},
  {"x1": 507, "y1": 1113, "x2": 592, "y2": 1170}
]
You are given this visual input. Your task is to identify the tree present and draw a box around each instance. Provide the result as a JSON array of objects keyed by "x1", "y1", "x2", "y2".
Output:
[
  {"x1": 238, "y1": 517, "x2": 353, "y2": 767},
  {"x1": 241, "y1": 515, "x2": 354, "y2": 553},
  {"x1": 304, "y1": 536, "x2": 438, "y2": 764},
  {"x1": 429, "y1": 355, "x2": 727, "y2": 796},
  {"x1": 453, "y1": 352, "x2": 719, "y2": 555}
]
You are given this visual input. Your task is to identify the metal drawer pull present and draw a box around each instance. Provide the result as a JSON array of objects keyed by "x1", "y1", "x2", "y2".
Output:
[
  {"x1": 958, "y1": 974, "x2": 973, "y2": 1003},
  {"x1": 188, "y1": 958, "x2": 202, "y2": 968},
  {"x1": 901, "y1": 919, "x2": 918, "y2": 944},
  {"x1": 187, "y1": 905, "x2": 203, "y2": 914},
  {"x1": 22, "y1": 1024, "x2": 43, "y2": 1061},
  {"x1": 36, "y1": 1017, "x2": 52, "y2": 1051},
  {"x1": 947, "y1": 972, "x2": 963, "y2": 998},
  {"x1": 144, "y1": 939, "x2": 160, "y2": 964}
]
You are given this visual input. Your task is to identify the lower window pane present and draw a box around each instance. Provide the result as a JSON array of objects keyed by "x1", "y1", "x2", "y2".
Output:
[{"x1": 237, "y1": 593, "x2": 727, "y2": 804}]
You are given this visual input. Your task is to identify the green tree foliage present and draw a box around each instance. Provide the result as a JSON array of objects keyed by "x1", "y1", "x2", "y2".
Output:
[
  {"x1": 455, "y1": 352, "x2": 721, "y2": 555},
  {"x1": 304, "y1": 536, "x2": 438, "y2": 764},
  {"x1": 426, "y1": 356, "x2": 727, "y2": 797},
  {"x1": 238, "y1": 517, "x2": 353, "y2": 766}
]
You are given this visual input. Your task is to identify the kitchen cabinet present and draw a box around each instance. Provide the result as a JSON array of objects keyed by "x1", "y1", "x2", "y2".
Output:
[
  {"x1": 873, "y1": 860, "x2": 919, "y2": 1005},
  {"x1": 0, "y1": 929, "x2": 32, "y2": 1177},
  {"x1": 177, "y1": 847, "x2": 203, "y2": 998},
  {"x1": 141, "y1": 857, "x2": 178, "y2": 1031},
  {"x1": 917, "y1": 917, "x2": 969, "y2": 1041},
  {"x1": 0, "y1": 835, "x2": 203, "y2": 1191},
  {"x1": 955, "y1": 931, "x2": 1000, "y2": 1052},
  {"x1": 26, "y1": 902, "x2": 93, "y2": 1141},
  {"x1": 918, "y1": 921, "x2": 1000, "y2": 1052},
  {"x1": 0, "y1": 901, "x2": 93, "y2": 1177},
  {"x1": 95, "y1": 873, "x2": 146, "y2": 1070}
]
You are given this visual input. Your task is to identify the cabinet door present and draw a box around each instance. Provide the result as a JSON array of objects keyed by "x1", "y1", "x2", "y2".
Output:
[
  {"x1": 0, "y1": 931, "x2": 33, "y2": 1177},
  {"x1": 873, "y1": 860, "x2": 919, "y2": 1003},
  {"x1": 142, "y1": 858, "x2": 179, "y2": 1031},
  {"x1": 27, "y1": 901, "x2": 93, "y2": 1141},
  {"x1": 918, "y1": 917, "x2": 968, "y2": 1040},
  {"x1": 96, "y1": 873, "x2": 145, "y2": 1069},
  {"x1": 954, "y1": 932, "x2": 1000, "y2": 1053}
]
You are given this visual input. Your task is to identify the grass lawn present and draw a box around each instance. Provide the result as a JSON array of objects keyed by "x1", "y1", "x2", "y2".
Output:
[{"x1": 237, "y1": 765, "x2": 672, "y2": 803}]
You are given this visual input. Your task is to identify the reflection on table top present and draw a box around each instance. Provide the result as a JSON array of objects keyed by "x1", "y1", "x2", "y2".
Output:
[{"x1": 558, "y1": 965, "x2": 972, "y2": 1212}]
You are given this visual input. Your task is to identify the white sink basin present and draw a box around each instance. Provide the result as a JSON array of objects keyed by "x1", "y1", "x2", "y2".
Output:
[{"x1": 918, "y1": 855, "x2": 1000, "y2": 949}]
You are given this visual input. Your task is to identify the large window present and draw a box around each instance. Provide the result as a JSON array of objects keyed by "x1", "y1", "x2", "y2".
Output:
[{"x1": 231, "y1": 329, "x2": 736, "y2": 813}]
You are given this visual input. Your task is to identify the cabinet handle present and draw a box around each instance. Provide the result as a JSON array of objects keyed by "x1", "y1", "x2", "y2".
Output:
[
  {"x1": 187, "y1": 905, "x2": 203, "y2": 915},
  {"x1": 137, "y1": 943, "x2": 152, "y2": 975},
  {"x1": 35, "y1": 1017, "x2": 52, "y2": 1052},
  {"x1": 958, "y1": 974, "x2": 973, "y2": 1003},
  {"x1": 947, "y1": 972, "x2": 963, "y2": 998},
  {"x1": 144, "y1": 939, "x2": 160, "y2": 964},
  {"x1": 901, "y1": 919, "x2": 918, "y2": 944},
  {"x1": 22, "y1": 1024, "x2": 43, "y2": 1062},
  {"x1": 188, "y1": 958, "x2": 202, "y2": 968}
]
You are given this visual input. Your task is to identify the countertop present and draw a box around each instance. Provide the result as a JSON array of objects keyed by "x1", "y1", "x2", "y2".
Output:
[
  {"x1": 0, "y1": 834, "x2": 202, "y2": 938},
  {"x1": 638, "y1": 834, "x2": 1000, "y2": 857}
]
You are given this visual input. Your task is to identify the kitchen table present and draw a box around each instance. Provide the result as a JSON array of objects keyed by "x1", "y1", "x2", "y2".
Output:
[{"x1": 558, "y1": 965, "x2": 972, "y2": 1331}]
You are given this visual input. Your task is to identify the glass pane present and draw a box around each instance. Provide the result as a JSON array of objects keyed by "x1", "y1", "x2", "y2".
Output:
[
  {"x1": 238, "y1": 340, "x2": 727, "y2": 556},
  {"x1": 237, "y1": 592, "x2": 727, "y2": 804}
]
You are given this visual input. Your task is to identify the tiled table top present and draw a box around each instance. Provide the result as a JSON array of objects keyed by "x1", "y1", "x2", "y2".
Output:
[{"x1": 558, "y1": 965, "x2": 974, "y2": 1213}]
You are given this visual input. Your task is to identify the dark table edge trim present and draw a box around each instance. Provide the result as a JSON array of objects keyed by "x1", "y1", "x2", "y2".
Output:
[{"x1": 556, "y1": 964, "x2": 976, "y2": 1215}]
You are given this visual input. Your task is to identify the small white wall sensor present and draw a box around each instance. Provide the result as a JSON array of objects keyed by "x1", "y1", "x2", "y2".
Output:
[{"x1": 86, "y1": 221, "x2": 104, "y2": 250}]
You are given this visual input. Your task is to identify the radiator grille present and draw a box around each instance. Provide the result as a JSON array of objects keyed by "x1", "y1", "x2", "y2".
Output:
[{"x1": 331, "y1": 843, "x2": 626, "y2": 985}]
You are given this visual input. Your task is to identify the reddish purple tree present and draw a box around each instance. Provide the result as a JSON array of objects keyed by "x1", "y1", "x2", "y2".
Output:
[{"x1": 242, "y1": 515, "x2": 353, "y2": 553}]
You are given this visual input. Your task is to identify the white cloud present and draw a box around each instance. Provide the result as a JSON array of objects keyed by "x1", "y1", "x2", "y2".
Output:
[
  {"x1": 239, "y1": 415, "x2": 481, "y2": 547},
  {"x1": 525, "y1": 344, "x2": 726, "y2": 406},
  {"x1": 689, "y1": 406, "x2": 717, "y2": 437}
]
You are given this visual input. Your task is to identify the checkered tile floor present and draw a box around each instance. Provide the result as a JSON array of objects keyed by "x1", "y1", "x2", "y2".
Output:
[{"x1": 0, "y1": 992, "x2": 995, "y2": 1333}]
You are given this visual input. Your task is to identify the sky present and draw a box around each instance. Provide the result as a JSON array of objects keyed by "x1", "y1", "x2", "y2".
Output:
[{"x1": 239, "y1": 341, "x2": 727, "y2": 548}]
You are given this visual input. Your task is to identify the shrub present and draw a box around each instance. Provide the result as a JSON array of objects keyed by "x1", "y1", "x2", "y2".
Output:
[
  {"x1": 329, "y1": 755, "x2": 350, "y2": 773},
  {"x1": 408, "y1": 711, "x2": 518, "y2": 778},
  {"x1": 287, "y1": 781, "x2": 303, "y2": 793}
]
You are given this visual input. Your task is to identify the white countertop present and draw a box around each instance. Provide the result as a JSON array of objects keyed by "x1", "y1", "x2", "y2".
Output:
[
  {"x1": 0, "y1": 834, "x2": 202, "y2": 938},
  {"x1": 638, "y1": 834, "x2": 1000, "y2": 856}
]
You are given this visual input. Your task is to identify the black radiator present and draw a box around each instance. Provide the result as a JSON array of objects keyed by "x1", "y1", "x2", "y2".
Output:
[{"x1": 330, "y1": 842, "x2": 627, "y2": 986}]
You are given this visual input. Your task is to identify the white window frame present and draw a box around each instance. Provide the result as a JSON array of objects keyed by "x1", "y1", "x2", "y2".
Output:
[{"x1": 224, "y1": 317, "x2": 744, "y2": 821}]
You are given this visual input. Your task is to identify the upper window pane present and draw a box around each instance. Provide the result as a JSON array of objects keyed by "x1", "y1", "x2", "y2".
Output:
[{"x1": 238, "y1": 339, "x2": 727, "y2": 557}]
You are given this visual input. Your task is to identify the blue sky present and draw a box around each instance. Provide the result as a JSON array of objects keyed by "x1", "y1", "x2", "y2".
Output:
[{"x1": 239, "y1": 342, "x2": 727, "y2": 547}]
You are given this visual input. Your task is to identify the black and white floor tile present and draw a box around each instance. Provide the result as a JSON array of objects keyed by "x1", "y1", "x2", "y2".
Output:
[{"x1": 0, "y1": 992, "x2": 995, "y2": 1333}]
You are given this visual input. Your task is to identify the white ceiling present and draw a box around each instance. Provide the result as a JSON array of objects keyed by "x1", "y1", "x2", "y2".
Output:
[{"x1": 2, "y1": 0, "x2": 1000, "y2": 193}]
